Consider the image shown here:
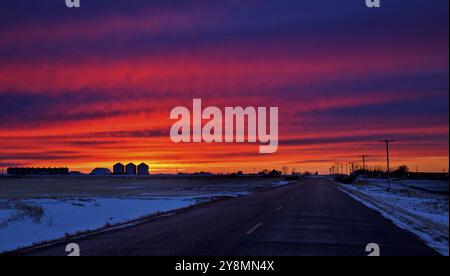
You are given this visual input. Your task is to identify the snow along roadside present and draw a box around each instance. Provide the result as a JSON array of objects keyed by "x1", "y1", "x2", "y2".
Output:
[
  {"x1": 337, "y1": 184, "x2": 448, "y2": 256},
  {"x1": 2, "y1": 181, "x2": 298, "y2": 255}
]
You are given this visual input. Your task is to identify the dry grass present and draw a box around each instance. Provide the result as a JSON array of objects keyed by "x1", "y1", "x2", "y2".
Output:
[{"x1": 0, "y1": 201, "x2": 44, "y2": 227}]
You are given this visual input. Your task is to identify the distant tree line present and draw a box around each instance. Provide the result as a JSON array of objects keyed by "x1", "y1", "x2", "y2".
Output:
[{"x1": 337, "y1": 165, "x2": 448, "y2": 184}]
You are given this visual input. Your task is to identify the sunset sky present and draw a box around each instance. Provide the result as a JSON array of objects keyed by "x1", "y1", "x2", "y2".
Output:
[{"x1": 0, "y1": 0, "x2": 448, "y2": 174}]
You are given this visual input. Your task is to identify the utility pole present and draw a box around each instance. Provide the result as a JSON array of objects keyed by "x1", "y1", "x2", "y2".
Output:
[
  {"x1": 359, "y1": 155, "x2": 369, "y2": 171},
  {"x1": 379, "y1": 140, "x2": 395, "y2": 192}
]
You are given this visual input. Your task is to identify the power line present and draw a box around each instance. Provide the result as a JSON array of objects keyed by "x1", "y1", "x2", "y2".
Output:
[
  {"x1": 359, "y1": 155, "x2": 369, "y2": 171},
  {"x1": 379, "y1": 139, "x2": 396, "y2": 192}
]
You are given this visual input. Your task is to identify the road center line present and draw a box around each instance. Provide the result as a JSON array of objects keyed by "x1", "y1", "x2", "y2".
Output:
[{"x1": 246, "y1": 223, "x2": 263, "y2": 235}]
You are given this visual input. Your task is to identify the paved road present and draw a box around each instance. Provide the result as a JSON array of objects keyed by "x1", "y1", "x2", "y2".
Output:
[{"x1": 24, "y1": 178, "x2": 439, "y2": 256}]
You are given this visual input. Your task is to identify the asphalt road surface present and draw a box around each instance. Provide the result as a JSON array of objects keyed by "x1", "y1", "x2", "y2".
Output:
[{"x1": 23, "y1": 178, "x2": 439, "y2": 256}]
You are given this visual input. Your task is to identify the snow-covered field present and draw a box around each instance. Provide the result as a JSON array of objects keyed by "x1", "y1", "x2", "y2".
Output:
[
  {"x1": 0, "y1": 176, "x2": 289, "y2": 254},
  {"x1": 338, "y1": 178, "x2": 449, "y2": 256},
  {"x1": 0, "y1": 197, "x2": 206, "y2": 253}
]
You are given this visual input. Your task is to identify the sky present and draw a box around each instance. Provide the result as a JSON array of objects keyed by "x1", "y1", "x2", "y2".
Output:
[{"x1": 0, "y1": 0, "x2": 448, "y2": 174}]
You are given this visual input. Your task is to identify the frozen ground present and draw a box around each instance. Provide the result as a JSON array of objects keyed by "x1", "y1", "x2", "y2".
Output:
[
  {"x1": 338, "y1": 178, "x2": 449, "y2": 256},
  {"x1": 0, "y1": 175, "x2": 279, "y2": 200},
  {"x1": 0, "y1": 197, "x2": 206, "y2": 253},
  {"x1": 0, "y1": 176, "x2": 288, "y2": 253}
]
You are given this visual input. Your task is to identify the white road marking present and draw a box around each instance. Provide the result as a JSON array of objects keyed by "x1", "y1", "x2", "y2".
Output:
[{"x1": 246, "y1": 223, "x2": 263, "y2": 235}]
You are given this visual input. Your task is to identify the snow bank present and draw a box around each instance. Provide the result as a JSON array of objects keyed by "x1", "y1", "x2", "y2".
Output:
[
  {"x1": 272, "y1": 180, "x2": 289, "y2": 186},
  {"x1": 0, "y1": 197, "x2": 198, "y2": 253},
  {"x1": 338, "y1": 180, "x2": 449, "y2": 256}
]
